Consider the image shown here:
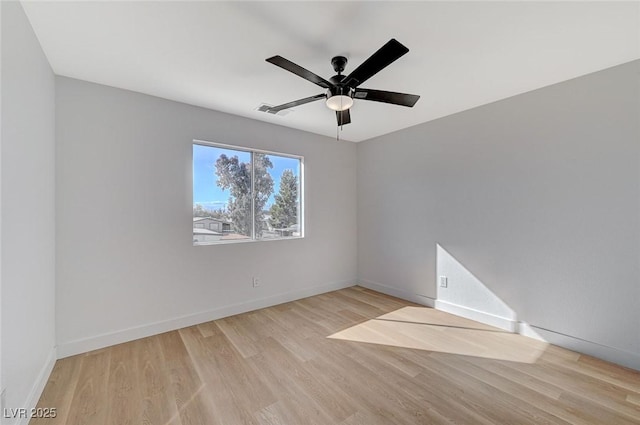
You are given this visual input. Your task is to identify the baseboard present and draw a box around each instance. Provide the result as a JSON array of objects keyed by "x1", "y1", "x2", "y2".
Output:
[
  {"x1": 357, "y1": 279, "x2": 435, "y2": 307},
  {"x1": 529, "y1": 325, "x2": 640, "y2": 371},
  {"x1": 434, "y1": 299, "x2": 518, "y2": 332},
  {"x1": 517, "y1": 322, "x2": 546, "y2": 341},
  {"x1": 57, "y1": 280, "x2": 356, "y2": 358},
  {"x1": 56, "y1": 278, "x2": 640, "y2": 372},
  {"x1": 13, "y1": 347, "x2": 57, "y2": 425}
]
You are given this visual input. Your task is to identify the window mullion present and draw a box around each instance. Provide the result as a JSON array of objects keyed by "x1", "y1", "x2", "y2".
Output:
[{"x1": 251, "y1": 151, "x2": 256, "y2": 240}]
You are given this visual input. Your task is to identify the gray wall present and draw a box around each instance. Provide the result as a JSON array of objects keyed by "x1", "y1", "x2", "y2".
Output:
[
  {"x1": 55, "y1": 77, "x2": 357, "y2": 356},
  {"x1": 357, "y1": 60, "x2": 640, "y2": 368},
  {"x1": 1, "y1": 1, "x2": 56, "y2": 421}
]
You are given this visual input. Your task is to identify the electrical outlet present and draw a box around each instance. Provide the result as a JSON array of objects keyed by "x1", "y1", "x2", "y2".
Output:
[
  {"x1": 439, "y1": 276, "x2": 448, "y2": 288},
  {"x1": 252, "y1": 277, "x2": 261, "y2": 287}
]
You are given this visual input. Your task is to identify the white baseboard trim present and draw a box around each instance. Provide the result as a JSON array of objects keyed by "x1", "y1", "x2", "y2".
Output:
[
  {"x1": 529, "y1": 325, "x2": 640, "y2": 371},
  {"x1": 14, "y1": 347, "x2": 57, "y2": 425},
  {"x1": 57, "y1": 280, "x2": 356, "y2": 358},
  {"x1": 434, "y1": 300, "x2": 518, "y2": 332},
  {"x1": 517, "y1": 322, "x2": 546, "y2": 341},
  {"x1": 357, "y1": 279, "x2": 435, "y2": 308}
]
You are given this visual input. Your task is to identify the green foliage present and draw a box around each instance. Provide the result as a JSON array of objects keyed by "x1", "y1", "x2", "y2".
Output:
[
  {"x1": 193, "y1": 203, "x2": 209, "y2": 217},
  {"x1": 209, "y1": 208, "x2": 228, "y2": 221},
  {"x1": 215, "y1": 153, "x2": 274, "y2": 236},
  {"x1": 193, "y1": 204, "x2": 228, "y2": 220},
  {"x1": 269, "y1": 169, "x2": 299, "y2": 234}
]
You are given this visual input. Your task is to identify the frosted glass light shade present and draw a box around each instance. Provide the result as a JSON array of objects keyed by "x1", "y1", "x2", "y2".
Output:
[{"x1": 325, "y1": 95, "x2": 353, "y2": 111}]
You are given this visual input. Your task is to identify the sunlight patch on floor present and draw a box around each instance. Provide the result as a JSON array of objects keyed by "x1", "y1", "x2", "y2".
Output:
[{"x1": 328, "y1": 306, "x2": 548, "y2": 363}]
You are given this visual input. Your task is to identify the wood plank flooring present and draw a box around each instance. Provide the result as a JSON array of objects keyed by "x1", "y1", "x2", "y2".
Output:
[{"x1": 31, "y1": 287, "x2": 640, "y2": 425}]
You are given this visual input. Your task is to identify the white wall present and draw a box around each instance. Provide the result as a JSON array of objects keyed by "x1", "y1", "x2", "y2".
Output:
[
  {"x1": 55, "y1": 77, "x2": 357, "y2": 356},
  {"x1": 1, "y1": 0, "x2": 3, "y2": 412},
  {"x1": 357, "y1": 60, "x2": 640, "y2": 369},
  {"x1": 1, "y1": 1, "x2": 57, "y2": 422}
]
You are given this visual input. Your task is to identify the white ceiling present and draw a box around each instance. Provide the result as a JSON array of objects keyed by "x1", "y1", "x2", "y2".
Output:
[{"x1": 22, "y1": 1, "x2": 640, "y2": 142}]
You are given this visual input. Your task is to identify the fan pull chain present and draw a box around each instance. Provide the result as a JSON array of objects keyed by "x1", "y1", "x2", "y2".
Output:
[{"x1": 338, "y1": 95, "x2": 343, "y2": 140}]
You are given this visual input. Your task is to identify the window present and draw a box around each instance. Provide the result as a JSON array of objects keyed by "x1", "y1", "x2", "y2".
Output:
[{"x1": 193, "y1": 141, "x2": 303, "y2": 245}]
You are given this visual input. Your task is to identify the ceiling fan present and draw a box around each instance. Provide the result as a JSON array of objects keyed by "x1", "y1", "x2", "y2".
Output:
[{"x1": 264, "y1": 39, "x2": 420, "y2": 127}]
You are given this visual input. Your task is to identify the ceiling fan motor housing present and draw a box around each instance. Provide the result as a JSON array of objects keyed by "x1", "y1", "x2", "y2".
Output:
[
  {"x1": 327, "y1": 84, "x2": 352, "y2": 98},
  {"x1": 331, "y1": 56, "x2": 348, "y2": 74}
]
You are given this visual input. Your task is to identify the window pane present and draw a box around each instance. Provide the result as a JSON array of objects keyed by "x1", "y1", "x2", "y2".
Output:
[
  {"x1": 252, "y1": 152, "x2": 274, "y2": 238},
  {"x1": 259, "y1": 154, "x2": 302, "y2": 240},
  {"x1": 193, "y1": 144, "x2": 251, "y2": 244}
]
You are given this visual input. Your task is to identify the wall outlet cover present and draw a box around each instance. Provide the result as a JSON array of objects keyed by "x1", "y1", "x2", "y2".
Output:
[{"x1": 439, "y1": 276, "x2": 448, "y2": 288}]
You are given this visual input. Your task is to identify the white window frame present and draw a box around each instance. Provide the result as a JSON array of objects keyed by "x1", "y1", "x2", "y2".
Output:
[{"x1": 193, "y1": 139, "x2": 305, "y2": 245}]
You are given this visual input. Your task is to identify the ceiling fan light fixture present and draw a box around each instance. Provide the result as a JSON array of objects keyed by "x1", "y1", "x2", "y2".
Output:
[
  {"x1": 265, "y1": 39, "x2": 419, "y2": 126},
  {"x1": 326, "y1": 94, "x2": 353, "y2": 111}
]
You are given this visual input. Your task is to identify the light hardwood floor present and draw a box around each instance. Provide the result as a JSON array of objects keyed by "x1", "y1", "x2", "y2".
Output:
[{"x1": 32, "y1": 287, "x2": 640, "y2": 425}]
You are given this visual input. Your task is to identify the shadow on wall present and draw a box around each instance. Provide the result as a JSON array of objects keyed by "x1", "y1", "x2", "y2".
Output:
[
  {"x1": 329, "y1": 243, "x2": 551, "y2": 363},
  {"x1": 436, "y1": 243, "x2": 516, "y2": 330},
  {"x1": 329, "y1": 244, "x2": 548, "y2": 363},
  {"x1": 436, "y1": 243, "x2": 545, "y2": 339}
]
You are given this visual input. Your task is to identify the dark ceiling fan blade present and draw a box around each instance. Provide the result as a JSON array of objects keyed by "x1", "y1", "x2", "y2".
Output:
[
  {"x1": 266, "y1": 94, "x2": 326, "y2": 113},
  {"x1": 266, "y1": 56, "x2": 334, "y2": 89},
  {"x1": 354, "y1": 89, "x2": 420, "y2": 107},
  {"x1": 343, "y1": 39, "x2": 409, "y2": 88},
  {"x1": 336, "y1": 109, "x2": 351, "y2": 126}
]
